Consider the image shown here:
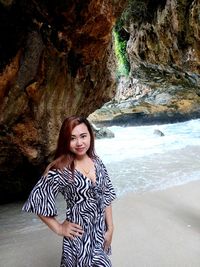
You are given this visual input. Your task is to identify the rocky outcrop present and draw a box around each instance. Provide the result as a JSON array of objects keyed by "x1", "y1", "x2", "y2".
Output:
[
  {"x1": 89, "y1": 0, "x2": 200, "y2": 126},
  {"x1": 0, "y1": 0, "x2": 126, "y2": 203},
  {"x1": 1, "y1": 0, "x2": 200, "y2": 203},
  {"x1": 94, "y1": 126, "x2": 115, "y2": 139}
]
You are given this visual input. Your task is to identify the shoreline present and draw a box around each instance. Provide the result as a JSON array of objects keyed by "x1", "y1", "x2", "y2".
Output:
[
  {"x1": 91, "y1": 113, "x2": 200, "y2": 128},
  {"x1": 1, "y1": 180, "x2": 200, "y2": 267}
]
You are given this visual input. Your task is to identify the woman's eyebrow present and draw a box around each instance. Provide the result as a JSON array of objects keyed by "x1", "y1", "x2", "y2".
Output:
[
  {"x1": 71, "y1": 132, "x2": 87, "y2": 137},
  {"x1": 79, "y1": 133, "x2": 88, "y2": 136}
]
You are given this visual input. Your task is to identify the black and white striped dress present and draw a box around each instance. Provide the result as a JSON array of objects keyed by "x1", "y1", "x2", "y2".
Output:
[{"x1": 22, "y1": 156, "x2": 116, "y2": 267}]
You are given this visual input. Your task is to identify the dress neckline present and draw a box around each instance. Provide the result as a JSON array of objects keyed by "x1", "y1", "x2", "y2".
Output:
[
  {"x1": 74, "y1": 157, "x2": 97, "y2": 184},
  {"x1": 75, "y1": 162, "x2": 97, "y2": 185}
]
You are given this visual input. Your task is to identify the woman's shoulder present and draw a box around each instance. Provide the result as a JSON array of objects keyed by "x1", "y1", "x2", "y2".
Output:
[
  {"x1": 93, "y1": 155, "x2": 106, "y2": 168},
  {"x1": 44, "y1": 167, "x2": 62, "y2": 176},
  {"x1": 93, "y1": 154, "x2": 102, "y2": 163},
  {"x1": 40, "y1": 168, "x2": 72, "y2": 189},
  {"x1": 41, "y1": 168, "x2": 63, "y2": 183},
  {"x1": 43, "y1": 156, "x2": 70, "y2": 177}
]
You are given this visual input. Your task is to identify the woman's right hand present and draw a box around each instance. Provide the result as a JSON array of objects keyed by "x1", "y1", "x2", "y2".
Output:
[{"x1": 59, "y1": 220, "x2": 84, "y2": 239}]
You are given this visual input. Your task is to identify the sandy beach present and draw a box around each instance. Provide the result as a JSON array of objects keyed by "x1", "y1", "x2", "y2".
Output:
[
  {"x1": 1, "y1": 180, "x2": 200, "y2": 267},
  {"x1": 111, "y1": 180, "x2": 200, "y2": 267}
]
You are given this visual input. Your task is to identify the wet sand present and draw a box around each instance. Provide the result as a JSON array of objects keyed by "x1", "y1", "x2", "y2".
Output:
[{"x1": 1, "y1": 180, "x2": 200, "y2": 267}]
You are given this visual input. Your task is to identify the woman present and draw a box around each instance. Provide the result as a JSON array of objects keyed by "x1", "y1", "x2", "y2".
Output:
[{"x1": 22, "y1": 115, "x2": 116, "y2": 267}]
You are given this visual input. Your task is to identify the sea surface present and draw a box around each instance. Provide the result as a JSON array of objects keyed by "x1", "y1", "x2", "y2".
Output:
[
  {"x1": 1, "y1": 118, "x2": 200, "y2": 246},
  {"x1": 95, "y1": 118, "x2": 200, "y2": 196}
]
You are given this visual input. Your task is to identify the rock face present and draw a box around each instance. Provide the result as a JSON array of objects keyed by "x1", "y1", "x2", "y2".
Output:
[
  {"x1": 0, "y1": 0, "x2": 126, "y2": 203},
  {"x1": 1, "y1": 0, "x2": 200, "y2": 203},
  {"x1": 89, "y1": 0, "x2": 200, "y2": 126}
]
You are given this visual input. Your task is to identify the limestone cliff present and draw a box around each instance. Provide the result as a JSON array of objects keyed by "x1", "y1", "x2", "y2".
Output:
[
  {"x1": 89, "y1": 0, "x2": 200, "y2": 126},
  {"x1": 0, "y1": 0, "x2": 200, "y2": 203},
  {"x1": 0, "y1": 0, "x2": 126, "y2": 203}
]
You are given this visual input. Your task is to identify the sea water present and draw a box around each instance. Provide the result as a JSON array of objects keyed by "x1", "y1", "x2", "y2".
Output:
[
  {"x1": 95, "y1": 118, "x2": 200, "y2": 196},
  {"x1": 1, "y1": 118, "x2": 200, "y2": 242}
]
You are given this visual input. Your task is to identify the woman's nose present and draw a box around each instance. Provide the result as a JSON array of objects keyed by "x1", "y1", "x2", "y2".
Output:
[{"x1": 76, "y1": 138, "x2": 82, "y2": 145}]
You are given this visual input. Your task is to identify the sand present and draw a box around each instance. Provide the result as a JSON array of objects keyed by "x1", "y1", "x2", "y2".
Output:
[
  {"x1": 111, "y1": 180, "x2": 200, "y2": 267},
  {"x1": 1, "y1": 180, "x2": 200, "y2": 267}
]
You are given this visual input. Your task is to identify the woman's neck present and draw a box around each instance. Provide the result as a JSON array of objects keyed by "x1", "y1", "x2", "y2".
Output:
[{"x1": 75, "y1": 154, "x2": 89, "y2": 162}]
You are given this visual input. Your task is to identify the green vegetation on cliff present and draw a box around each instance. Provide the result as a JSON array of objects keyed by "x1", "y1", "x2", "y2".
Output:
[{"x1": 113, "y1": 20, "x2": 130, "y2": 78}]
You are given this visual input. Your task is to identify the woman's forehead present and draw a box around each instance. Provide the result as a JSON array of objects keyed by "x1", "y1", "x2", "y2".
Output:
[{"x1": 71, "y1": 123, "x2": 89, "y2": 135}]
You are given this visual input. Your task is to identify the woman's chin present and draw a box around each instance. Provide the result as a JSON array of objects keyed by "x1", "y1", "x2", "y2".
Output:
[{"x1": 74, "y1": 151, "x2": 87, "y2": 157}]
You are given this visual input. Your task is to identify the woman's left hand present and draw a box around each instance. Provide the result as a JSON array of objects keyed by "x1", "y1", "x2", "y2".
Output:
[{"x1": 104, "y1": 229, "x2": 113, "y2": 251}]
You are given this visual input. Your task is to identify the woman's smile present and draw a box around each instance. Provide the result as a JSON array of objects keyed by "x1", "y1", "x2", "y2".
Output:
[{"x1": 75, "y1": 147, "x2": 86, "y2": 152}]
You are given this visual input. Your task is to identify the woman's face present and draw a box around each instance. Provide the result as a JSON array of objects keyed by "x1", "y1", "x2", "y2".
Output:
[{"x1": 69, "y1": 123, "x2": 91, "y2": 158}]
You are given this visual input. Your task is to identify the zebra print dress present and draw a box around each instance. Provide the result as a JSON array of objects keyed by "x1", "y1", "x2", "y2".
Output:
[{"x1": 22, "y1": 156, "x2": 116, "y2": 267}]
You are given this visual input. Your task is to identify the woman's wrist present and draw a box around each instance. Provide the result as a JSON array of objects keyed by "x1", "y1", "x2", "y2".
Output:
[
  {"x1": 38, "y1": 215, "x2": 63, "y2": 236},
  {"x1": 56, "y1": 223, "x2": 63, "y2": 236}
]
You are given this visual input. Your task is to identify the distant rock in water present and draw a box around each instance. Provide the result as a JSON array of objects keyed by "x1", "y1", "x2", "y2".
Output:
[
  {"x1": 92, "y1": 125, "x2": 115, "y2": 139},
  {"x1": 153, "y1": 129, "x2": 165, "y2": 137}
]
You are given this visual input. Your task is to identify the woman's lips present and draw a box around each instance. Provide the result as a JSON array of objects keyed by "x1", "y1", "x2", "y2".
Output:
[{"x1": 75, "y1": 147, "x2": 85, "y2": 152}]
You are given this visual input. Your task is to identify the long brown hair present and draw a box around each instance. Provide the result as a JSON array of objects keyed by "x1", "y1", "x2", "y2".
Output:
[{"x1": 45, "y1": 116, "x2": 96, "y2": 173}]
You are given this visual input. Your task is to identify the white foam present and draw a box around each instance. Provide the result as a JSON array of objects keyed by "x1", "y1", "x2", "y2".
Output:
[
  {"x1": 95, "y1": 119, "x2": 200, "y2": 163},
  {"x1": 95, "y1": 119, "x2": 200, "y2": 195}
]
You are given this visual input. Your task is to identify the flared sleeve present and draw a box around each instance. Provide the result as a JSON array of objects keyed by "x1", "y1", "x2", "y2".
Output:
[
  {"x1": 97, "y1": 157, "x2": 116, "y2": 207},
  {"x1": 22, "y1": 169, "x2": 61, "y2": 216}
]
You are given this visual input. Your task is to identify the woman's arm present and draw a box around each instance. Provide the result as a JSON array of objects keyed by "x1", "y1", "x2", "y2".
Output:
[
  {"x1": 38, "y1": 215, "x2": 84, "y2": 239},
  {"x1": 104, "y1": 204, "x2": 114, "y2": 250}
]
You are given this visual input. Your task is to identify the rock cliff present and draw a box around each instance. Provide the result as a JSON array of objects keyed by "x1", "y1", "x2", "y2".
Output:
[
  {"x1": 89, "y1": 0, "x2": 200, "y2": 126},
  {"x1": 0, "y1": 0, "x2": 200, "y2": 203},
  {"x1": 0, "y1": 0, "x2": 126, "y2": 203}
]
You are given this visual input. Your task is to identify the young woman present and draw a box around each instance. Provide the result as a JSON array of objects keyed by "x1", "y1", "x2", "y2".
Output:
[{"x1": 22, "y1": 115, "x2": 116, "y2": 267}]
